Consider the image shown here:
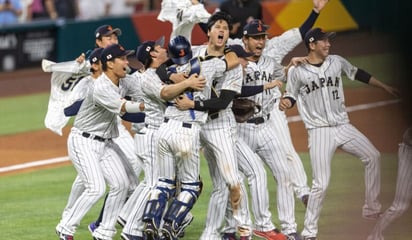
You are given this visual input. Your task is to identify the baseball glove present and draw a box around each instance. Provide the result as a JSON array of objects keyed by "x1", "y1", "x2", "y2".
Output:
[{"x1": 231, "y1": 98, "x2": 260, "y2": 123}]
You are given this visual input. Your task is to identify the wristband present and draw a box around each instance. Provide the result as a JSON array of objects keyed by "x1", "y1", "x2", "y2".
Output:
[{"x1": 125, "y1": 101, "x2": 142, "y2": 113}]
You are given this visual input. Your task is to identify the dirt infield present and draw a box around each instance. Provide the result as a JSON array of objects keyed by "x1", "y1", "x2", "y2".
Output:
[{"x1": 0, "y1": 30, "x2": 406, "y2": 177}]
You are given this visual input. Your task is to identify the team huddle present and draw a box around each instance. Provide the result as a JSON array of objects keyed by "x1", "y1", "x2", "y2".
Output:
[{"x1": 42, "y1": 1, "x2": 408, "y2": 240}]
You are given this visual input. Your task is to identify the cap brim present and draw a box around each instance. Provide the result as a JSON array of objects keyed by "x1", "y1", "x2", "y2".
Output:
[
  {"x1": 104, "y1": 28, "x2": 122, "y2": 37},
  {"x1": 246, "y1": 32, "x2": 268, "y2": 36},
  {"x1": 155, "y1": 36, "x2": 165, "y2": 47},
  {"x1": 124, "y1": 50, "x2": 135, "y2": 57},
  {"x1": 322, "y1": 32, "x2": 336, "y2": 40}
]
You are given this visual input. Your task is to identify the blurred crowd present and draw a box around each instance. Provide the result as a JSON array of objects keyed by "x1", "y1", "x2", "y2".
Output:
[
  {"x1": 0, "y1": 0, "x2": 271, "y2": 27},
  {"x1": 0, "y1": 0, "x2": 161, "y2": 26}
]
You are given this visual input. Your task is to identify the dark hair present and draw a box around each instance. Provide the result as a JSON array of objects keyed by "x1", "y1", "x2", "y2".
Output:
[
  {"x1": 207, "y1": 11, "x2": 233, "y2": 31},
  {"x1": 102, "y1": 61, "x2": 109, "y2": 71},
  {"x1": 143, "y1": 57, "x2": 153, "y2": 69}
]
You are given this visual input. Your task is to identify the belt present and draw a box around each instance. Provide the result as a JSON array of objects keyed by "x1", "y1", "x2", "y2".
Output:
[
  {"x1": 246, "y1": 114, "x2": 270, "y2": 125},
  {"x1": 81, "y1": 132, "x2": 110, "y2": 142},
  {"x1": 145, "y1": 123, "x2": 160, "y2": 128},
  {"x1": 164, "y1": 118, "x2": 192, "y2": 128},
  {"x1": 208, "y1": 112, "x2": 219, "y2": 120}
]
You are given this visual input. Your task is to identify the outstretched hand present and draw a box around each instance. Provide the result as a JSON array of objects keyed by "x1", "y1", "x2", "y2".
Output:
[
  {"x1": 383, "y1": 85, "x2": 401, "y2": 98},
  {"x1": 75, "y1": 53, "x2": 86, "y2": 64},
  {"x1": 313, "y1": 0, "x2": 329, "y2": 13}
]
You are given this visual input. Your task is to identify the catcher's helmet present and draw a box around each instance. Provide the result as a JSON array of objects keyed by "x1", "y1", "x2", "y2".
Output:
[{"x1": 168, "y1": 35, "x2": 192, "y2": 65}]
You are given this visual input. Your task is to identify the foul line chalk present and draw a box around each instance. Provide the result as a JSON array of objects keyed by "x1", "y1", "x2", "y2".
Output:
[{"x1": 0, "y1": 156, "x2": 70, "y2": 173}]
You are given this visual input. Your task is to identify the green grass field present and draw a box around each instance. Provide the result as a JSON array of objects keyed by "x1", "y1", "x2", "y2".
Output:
[
  {"x1": 1, "y1": 153, "x2": 411, "y2": 240},
  {"x1": 1, "y1": 52, "x2": 410, "y2": 240}
]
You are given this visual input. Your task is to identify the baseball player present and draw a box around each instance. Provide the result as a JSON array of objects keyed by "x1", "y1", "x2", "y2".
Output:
[
  {"x1": 280, "y1": 27, "x2": 399, "y2": 240},
  {"x1": 366, "y1": 126, "x2": 412, "y2": 240},
  {"x1": 55, "y1": 44, "x2": 144, "y2": 240},
  {"x1": 53, "y1": 25, "x2": 143, "y2": 234},
  {"x1": 219, "y1": 2, "x2": 330, "y2": 239},
  {"x1": 141, "y1": 34, "x2": 237, "y2": 240},
  {"x1": 93, "y1": 25, "x2": 143, "y2": 230},
  {"x1": 120, "y1": 36, "x2": 206, "y2": 240},
  {"x1": 190, "y1": 12, "x2": 255, "y2": 240},
  {"x1": 176, "y1": 43, "x2": 287, "y2": 240},
  {"x1": 226, "y1": 0, "x2": 330, "y2": 209},
  {"x1": 231, "y1": 19, "x2": 302, "y2": 240}
]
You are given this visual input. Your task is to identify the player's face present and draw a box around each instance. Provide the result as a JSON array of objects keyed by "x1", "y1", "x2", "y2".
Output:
[
  {"x1": 208, "y1": 20, "x2": 230, "y2": 48},
  {"x1": 151, "y1": 45, "x2": 168, "y2": 64},
  {"x1": 96, "y1": 34, "x2": 119, "y2": 48},
  {"x1": 312, "y1": 38, "x2": 331, "y2": 59},
  {"x1": 243, "y1": 34, "x2": 267, "y2": 59},
  {"x1": 111, "y1": 56, "x2": 129, "y2": 78}
]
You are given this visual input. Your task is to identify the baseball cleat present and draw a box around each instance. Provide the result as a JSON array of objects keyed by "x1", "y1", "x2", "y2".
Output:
[
  {"x1": 56, "y1": 230, "x2": 74, "y2": 240},
  {"x1": 144, "y1": 222, "x2": 159, "y2": 240},
  {"x1": 222, "y1": 232, "x2": 239, "y2": 240},
  {"x1": 88, "y1": 222, "x2": 98, "y2": 233},
  {"x1": 253, "y1": 229, "x2": 287, "y2": 240},
  {"x1": 287, "y1": 232, "x2": 302, "y2": 240},
  {"x1": 160, "y1": 221, "x2": 178, "y2": 240},
  {"x1": 303, "y1": 237, "x2": 317, "y2": 240},
  {"x1": 176, "y1": 212, "x2": 194, "y2": 238}
]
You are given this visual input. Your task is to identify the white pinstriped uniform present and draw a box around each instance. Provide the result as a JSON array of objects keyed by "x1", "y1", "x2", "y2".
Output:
[
  {"x1": 225, "y1": 29, "x2": 310, "y2": 234},
  {"x1": 367, "y1": 127, "x2": 412, "y2": 240},
  {"x1": 285, "y1": 55, "x2": 382, "y2": 238},
  {"x1": 121, "y1": 68, "x2": 169, "y2": 237},
  {"x1": 189, "y1": 46, "x2": 252, "y2": 239},
  {"x1": 264, "y1": 29, "x2": 310, "y2": 200},
  {"x1": 157, "y1": 57, "x2": 226, "y2": 183},
  {"x1": 237, "y1": 55, "x2": 298, "y2": 235},
  {"x1": 57, "y1": 72, "x2": 140, "y2": 239},
  {"x1": 60, "y1": 75, "x2": 142, "y2": 223},
  {"x1": 269, "y1": 101, "x2": 310, "y2": 199},
  {"x1": 116, "y1": 70, "x2": 147, "y2": 226},
  {"x1": 141, "y1": 57, "x2": 227, "y2": 237}
]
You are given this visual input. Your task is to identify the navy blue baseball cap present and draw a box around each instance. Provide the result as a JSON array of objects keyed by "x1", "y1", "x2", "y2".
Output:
[
  {"x1": 88, "y1": 48, "x2": 104, "y2": 64},
  {"x1": 229, "y1": 44, "x2": 253, "y2": 58},
  {"x1": 95, "y1": 25, "x2": 122, "y2": 39},
  {"x1": 243, "y1": 19, "x2": 269, "y2": 36},
  {"x1": 135, "y1": 36, "x2": 165, "y2": 65},
  {"x1": 101, "y1": 44, "x2": 134, "y2": 64},
  {"x1": 304, "y1": 28, "x2": 336, "y2": 48}
]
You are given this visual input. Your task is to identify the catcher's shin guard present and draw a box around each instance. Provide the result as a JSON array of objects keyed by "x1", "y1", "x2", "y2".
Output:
[
  {"x1": 163, "y1": 181, "x2": 202, "y2": 232},
  {"x1": 142, "y1": 178, "x2": 176, "y2": 229}
]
